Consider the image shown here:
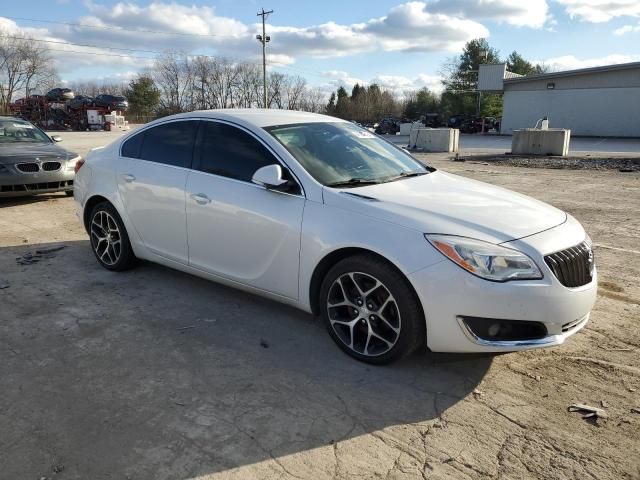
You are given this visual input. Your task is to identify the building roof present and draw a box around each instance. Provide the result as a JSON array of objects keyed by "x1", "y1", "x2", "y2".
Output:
[{"x1": 504, "y1": 61, "x2": 640, "y2": 84}]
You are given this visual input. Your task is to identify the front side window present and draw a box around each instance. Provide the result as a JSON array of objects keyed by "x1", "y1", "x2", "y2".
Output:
[
  {"x1": 265, "y1": 122, "x2": 430, "y2": 186},
  {"x1": 138, "y1": 120, "x2": 198, "y2": 168},
  {"x1": 197, "y1": 121, "x2": 278, "y2": 182}
]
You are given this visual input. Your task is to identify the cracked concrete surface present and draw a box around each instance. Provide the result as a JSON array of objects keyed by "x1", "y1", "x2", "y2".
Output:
[{"x1": 0, "y1": 132, "x2": 639, "y2": 479}]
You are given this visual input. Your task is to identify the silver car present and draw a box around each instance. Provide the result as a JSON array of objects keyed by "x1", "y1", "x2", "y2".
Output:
[{"x1": 0, "y1": 117, "x2": 80, "y2": 197}]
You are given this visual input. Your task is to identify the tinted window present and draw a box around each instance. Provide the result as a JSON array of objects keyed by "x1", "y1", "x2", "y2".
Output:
[
  {"x1": 197, "y1": 121, "x2": 277, "y2": 182},
  {"x1": 121, "y1": 132, "x2": 142, "y2": 158},
  {"x1": 139, "y1": 120, "x2": 198, "y2": 167}
]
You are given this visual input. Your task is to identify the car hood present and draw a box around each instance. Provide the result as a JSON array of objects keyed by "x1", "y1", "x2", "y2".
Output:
[
  {"x1": 322, "y1": 170, "x2": 567, "y2": 244},
  {"x1": 0, "y1": 143, "x2": 78, "y2": 165}
]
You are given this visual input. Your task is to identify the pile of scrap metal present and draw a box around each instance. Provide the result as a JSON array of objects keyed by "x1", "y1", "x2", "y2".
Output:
[{"x1": 9, "y1": 88, "x2": 129, "y2": 131}]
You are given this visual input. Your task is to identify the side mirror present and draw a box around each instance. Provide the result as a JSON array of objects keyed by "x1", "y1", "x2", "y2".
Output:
[
  {"x1": 51, "y1": 135, "x2": 62, "y2": 142},
  {"x1": 252, "y1": 164, "x2": 290, "y2": 191}
]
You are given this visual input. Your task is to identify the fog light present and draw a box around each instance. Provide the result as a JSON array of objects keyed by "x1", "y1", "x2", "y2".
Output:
[{"x1": 459, "y1": 316, "x2": 547, "y2": 342}]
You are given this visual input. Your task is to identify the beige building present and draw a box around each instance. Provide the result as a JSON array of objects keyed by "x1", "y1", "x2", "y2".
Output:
[{"x1": 478, "y1": 62, "x2": 640, "y2": 137}]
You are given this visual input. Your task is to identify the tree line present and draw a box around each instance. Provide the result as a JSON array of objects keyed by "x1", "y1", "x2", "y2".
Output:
[{"x1": 2, "y1": 31, "x2": 547, "y2": 124}]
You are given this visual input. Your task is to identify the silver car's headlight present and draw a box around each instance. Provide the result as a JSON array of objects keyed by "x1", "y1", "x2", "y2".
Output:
[
  {"x1": 425, "y1": 234, "x2": 543, "y2": 282},
  {"x1": 67, "y1": 155, "x2": 82, "y2": 171}
]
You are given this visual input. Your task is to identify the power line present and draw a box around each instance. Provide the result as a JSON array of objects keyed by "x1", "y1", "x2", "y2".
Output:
[
  {"x1": 0, "y1": 34, "x2": 164, "y2": 55},
  {"x1": 3, "y1": 15, "x2": 220, "y2": 38},
  {"x1": 42, "y1": 47, "x2": 156, "y2": 61}
]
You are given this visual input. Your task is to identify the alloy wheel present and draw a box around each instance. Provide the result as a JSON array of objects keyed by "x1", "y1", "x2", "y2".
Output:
[
  {"x1": 90, "y1": 210, "x2": 122, "y2": 266},
  {"x1": 326, "y1": 272, "x2": 401, "y2": 357}
]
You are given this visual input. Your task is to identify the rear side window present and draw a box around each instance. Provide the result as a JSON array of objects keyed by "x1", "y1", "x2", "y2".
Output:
[
  {"x1": 121, "y1": 132, "x2": 142, "y2": 158},
  {"x1": 197, "y1": 121, "x2": 277, "y2": 182},
  {"x1": 139, "y1": 120, "x2": 199, "y2": 168}
]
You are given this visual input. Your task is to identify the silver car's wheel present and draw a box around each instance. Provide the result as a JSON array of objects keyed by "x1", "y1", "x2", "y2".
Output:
[
  {"x1": 326, "y1": 272, "x2": 401, "y2": 357},
  {"x1": 90, "y1": 210, "x2": 122, "y2": 266}
]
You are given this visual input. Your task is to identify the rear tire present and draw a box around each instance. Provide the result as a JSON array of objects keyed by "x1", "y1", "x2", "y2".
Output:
[
  {"x1": 89, "y1": 202, "x2": 136, "y2": 271},
  {"x1": 319, "y1": 254, "x2": 426, "y2": 365}
]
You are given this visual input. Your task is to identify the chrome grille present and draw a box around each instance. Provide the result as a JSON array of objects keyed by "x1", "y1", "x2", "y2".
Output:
[
  {"x1": 17, "y1": 163, "x2": 39, "y2": 173},
  {"x1": 42, "y1": 161, "x2": 61, "y2": 171},
  {"x1": 545, "y1": 242, "x2": 594, "y2": 288}
]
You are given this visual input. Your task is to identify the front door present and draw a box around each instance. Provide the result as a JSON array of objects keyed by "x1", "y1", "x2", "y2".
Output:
[{"x1": 185, "y1": 120, "x2": 305, "y2": 299}]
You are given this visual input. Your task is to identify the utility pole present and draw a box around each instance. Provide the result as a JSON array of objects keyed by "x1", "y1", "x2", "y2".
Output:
[{"x1": 256, "y1": 8, "x2": 273, "y2": 108}]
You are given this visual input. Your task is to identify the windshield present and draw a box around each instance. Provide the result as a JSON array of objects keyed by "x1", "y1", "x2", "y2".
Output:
[
  {"x1": 0, "y1": 119, "x2": 51, "y2": 144},
  {"x1": 265, "y1": 122, "x2": 431, "y2": 186}
]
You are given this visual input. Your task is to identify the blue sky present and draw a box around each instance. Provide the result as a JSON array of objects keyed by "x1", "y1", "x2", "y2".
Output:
[{"x1": 2, "y1": 0, "x2": 640, "y2": 94}]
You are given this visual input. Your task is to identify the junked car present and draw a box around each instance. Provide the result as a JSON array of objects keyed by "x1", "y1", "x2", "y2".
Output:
[
  {"x1": 0, "y1": 117, "x2": 80, "y2": 197},
  {"x1": 73, "y1": 110, "x2": 597, "y2": 364}
]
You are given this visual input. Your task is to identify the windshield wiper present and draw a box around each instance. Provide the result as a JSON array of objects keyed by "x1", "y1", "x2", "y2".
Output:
[
  {"x1": 380, "y1": 170, "x2": 429, "y2": 183},
  {"x1": 326, "y1": 178, "x2": 381, "y2": 188}
]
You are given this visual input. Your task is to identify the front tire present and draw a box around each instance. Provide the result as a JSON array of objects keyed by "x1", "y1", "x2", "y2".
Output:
[
  {"x1": 319, "y1": 254, "x2": 426, "y2": 365},
  {"x1": 89, "y1": 202, "x2": 136, "y2": 271}
]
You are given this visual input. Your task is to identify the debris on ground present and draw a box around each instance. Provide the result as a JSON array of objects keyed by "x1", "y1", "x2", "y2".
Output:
[
  {"x1": 0, "y1": 279, "x2": 9, "y2": 289},
  {"x1": 52, "y1": 464, "x2": 65, "y2": 474},
  {"x1": 176, "y1": 325, "x2": 195, "y2": 332},
  {"x1": 16, "y1": 245, "x2": 66, "y2": 265},
  {"x1": 36, "y1": 245, "x2": 66, "y2": 255},
  {"x1": 601, "y1": 400, "x2": 609, "y2": 408},
  {"x1": 568, "y1": 403, "x2": 609, "y2": 420},
  {"x1": 260, "y1": 339, "x2": 269, "y2": 349},
  {"x1": 472, "y1": 389, "x2": 483, "y2": 397},
  {"x1": 631, "y1": 407, "x2": 640, "y2": 414}
]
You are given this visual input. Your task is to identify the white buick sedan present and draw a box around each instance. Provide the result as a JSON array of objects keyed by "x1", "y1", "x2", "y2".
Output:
[{"x1": 74, "y1": 109, "x2": 597, "y2": 364}]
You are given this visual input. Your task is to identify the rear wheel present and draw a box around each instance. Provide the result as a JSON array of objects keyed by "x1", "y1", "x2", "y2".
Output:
[
  {"x1": 89, "y1": 202, "x2": 136, "y2": 271},
  {"x1": 319, "y1": 254, "x2": 426, "y2": 364}
]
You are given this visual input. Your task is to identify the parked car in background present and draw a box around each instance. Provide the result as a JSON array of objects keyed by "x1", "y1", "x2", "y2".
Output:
[
  {"x1": 0, "y1": 117, "x2": 80, "y2": 197},
  {"x1": 46, "y1": 88, "x2": 75, "y2": 102},
  {"x1": 94, "y1": 94, "x2": 128, "y2": 111},
  {"x1": 74, "y1": 109, "x2": 597, "y2": 364},
  {"x1": 375, "y1": 117, "x2": 400, "y2": 135},
  {"x1": 67, "y1": 95, "x2": 95, "y2": 110}
]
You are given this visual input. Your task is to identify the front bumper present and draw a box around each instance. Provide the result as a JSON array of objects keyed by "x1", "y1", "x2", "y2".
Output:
[
  {"x1": 409, "y1": 220, "x2": 597, "y2": 353},
  {"x1": 0, "y1": 164, "x2": 75, "y2": 197}
]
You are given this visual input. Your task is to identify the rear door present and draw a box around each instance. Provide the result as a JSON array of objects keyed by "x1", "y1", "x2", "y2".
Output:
[
  {"x1": 117, "y1": 120, "x2": 199, "y2": 264},
  {"x1": 185, "y1": 120, "x2": 305, "y2": 299}
]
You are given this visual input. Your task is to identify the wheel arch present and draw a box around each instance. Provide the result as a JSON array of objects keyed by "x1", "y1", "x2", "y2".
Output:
[
  {"x1": 308, "y1": 247, "x2": 421, "y2": 316},
  {"x1": 82, "y1": 194, "x2": 111, "y2": 234}
]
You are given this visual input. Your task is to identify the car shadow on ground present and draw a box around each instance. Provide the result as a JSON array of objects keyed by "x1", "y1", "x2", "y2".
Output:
[
  {"x1": 0, "y1": 241, "x2": 493, "y2": 479},
  {"x1": 0, "y1": 192, "x2": 68, "y2": 207}
]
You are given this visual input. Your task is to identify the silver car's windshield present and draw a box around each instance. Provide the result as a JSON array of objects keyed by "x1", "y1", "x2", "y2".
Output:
[
  {"x1": 0, "y1": 119, "x2": 51, "y2": 143},
  {"x1": 265, "y1": 122, "x2": 431, "y2": 187}
]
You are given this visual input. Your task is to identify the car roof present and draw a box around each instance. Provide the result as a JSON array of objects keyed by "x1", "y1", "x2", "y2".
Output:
[{"x1": 162, "y1": 109, "x2": 348, "y2": 128}]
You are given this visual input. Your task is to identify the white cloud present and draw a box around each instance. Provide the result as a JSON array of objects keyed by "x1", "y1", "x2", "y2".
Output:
[
  {"x1": 536, "y1": 53, "x2": 640, "y2": 71},
  {"x1": 45, "y1": 1, "x2": 489, "y2": 64},
  {"x1": 321, "y1": 70, "x2": 444, "y2": 95},
  {"x1": 555, "y1": 0, "x2": 640, "y2": 23},
  {"x1": 614, "y1": 23, "x2": 640, "y2": 35},
  {"x1": 430, "y1": 0, "x2": 550, "y2": 28},
  {"x1": 363, "y1": 2, "x2": 489, "y2": 52}
]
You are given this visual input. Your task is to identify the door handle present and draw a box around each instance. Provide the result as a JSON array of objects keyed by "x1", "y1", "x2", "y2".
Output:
[
  {"x1": 190, "y1": 193, "x2": 211, "y2": 205},
  {"x1": 122, "y1": 174, "x2": 136, "y2": 183}
]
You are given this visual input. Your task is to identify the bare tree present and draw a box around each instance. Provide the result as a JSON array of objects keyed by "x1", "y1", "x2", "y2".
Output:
[
  {"x1": 152, "y1": 52, "x2": 193, "y2": 114},
  {"x1": 0, "y1": 32, "x2": 57, "y2": 111}
]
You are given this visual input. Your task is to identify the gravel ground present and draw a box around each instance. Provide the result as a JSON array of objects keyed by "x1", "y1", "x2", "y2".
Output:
[
  {"x1": 455, "y1": 155, "x2": 640, "y2": 172},
  {"x1": 0, "y1": 137, "x2": 639, "y2": 480}
]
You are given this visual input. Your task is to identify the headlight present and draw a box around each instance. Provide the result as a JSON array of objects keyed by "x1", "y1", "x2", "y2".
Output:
[
  {"x1": 425, "y1": 234, "x2": 543, "y2": 282},
  {"x1": 67, "y1": 155, "x2": 82, "y2": 171}
]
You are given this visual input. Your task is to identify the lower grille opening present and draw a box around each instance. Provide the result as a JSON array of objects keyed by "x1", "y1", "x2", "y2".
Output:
[
  {"x1": 460, "y1": 316, "x2": 548, "y2": 342},
  {"x1": 1, "y1": 180, "x2": 73, "y2": 193}
]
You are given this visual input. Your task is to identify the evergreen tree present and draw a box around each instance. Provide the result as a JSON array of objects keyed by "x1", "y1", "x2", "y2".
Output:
[{"x1": 124, "y1": 75, "x2": 160, "y2": 118}]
